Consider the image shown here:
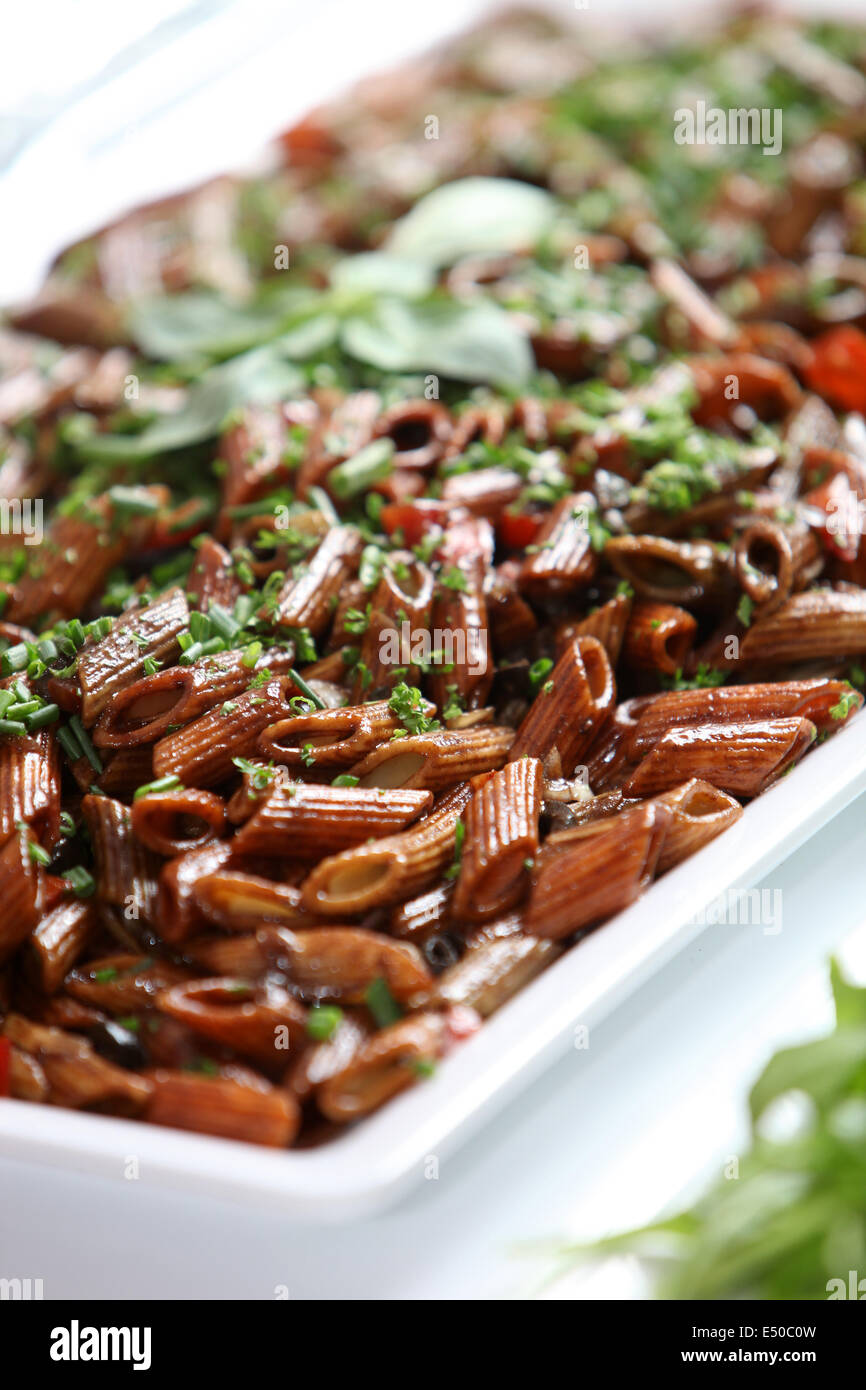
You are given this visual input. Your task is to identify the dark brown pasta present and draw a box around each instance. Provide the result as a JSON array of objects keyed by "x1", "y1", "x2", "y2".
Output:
[{"x1": 3, "y1": 8, "x2": 866, "y2": 1154}]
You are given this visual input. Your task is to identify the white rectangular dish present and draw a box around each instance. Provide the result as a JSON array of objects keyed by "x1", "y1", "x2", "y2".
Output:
[
  {"x1": 3, "y1": 0, "x2": 866, "y2": 1224},
  {"x1": 2, "y1": 713, "x2": 865, "y2": 1221}
]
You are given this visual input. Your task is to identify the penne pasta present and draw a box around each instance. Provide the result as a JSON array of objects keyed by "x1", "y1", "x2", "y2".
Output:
[
  {"x1": 627, "y1": 678, "x2": 862, "y2": 758},
  {"x1": 653, "y1": 778, "x2": 743, "y2": 874},
  {"x1": 435, "y1": 932, "x2": 559, "y2": 1016},
  {"x1": 525, "y1": 802, "x2": 672, "y2": 940},
  {"x1": 351, "y1": 554, "x2": 435, "y2": 699},
  {"x1": 152, "y1": 677, "x2": 294, "y2": 786},
  {"x1": 259, "y1": 925, "x2": 432, "y2": 1003},
  {"x1": 130, "y1": 787, "x2": 227, "y2": 856},
  {"x1": 0, "y1": 827, "x2": 45, "y2": 965},
  {"x1": 349, "y1": 725, "x2": 513, "y2": 793},
  {"x1": 605, "y1": 536, "x2": 732, "y2": 608},
  {"x1": 145, "y1": 1069, "x2": 300, "y2": 1147},
  {"x1": 193, "y1": 869, "x2": 320, "y2": 931},
  {"x1": 622, "y1": 600, "x2": 698, "y2": 676},
  {"x1": 95, "y1": 646, "x2": 295, "y2": 749},
  {"x1": 0, "y1": 723, "x2": 60, "y2": 847},
  {"x1": 233, "y1": 782, "x2": 431, "y2": 857},
  {"x1": 300, "y1": 782, "x2": 473, "y2": 916},
  {"x1": 158, "y1": 977, "x2": 307, "y2": 1070},
  {"x1": 555, "y1": 591, "x2": 632, "y2": 667},
  {"x1": 28, "y1": 899, "x2": 97, "y2": 994},
  {"x1": 316, "y1": 1012, "x2": 446, "y2": 1122},
  {"x1": 624, "y1": 718, "x2": 817, "y2": 798},
  {"x1": 519, "y1": 493, "x2": 598, "y2": 595},
  {"x1": 263, "y1": 524, "x2": 363, "y2": 635},
  {"x1": 257, "y1": 696, "x2": 433, "y2": 772},
  {"x1": 508, "y1": 636, "x2": 616, "y2": 776},
  {"x1": 739, "y1": 589, "x2": 866, "y2": 663},
  {"x1": 82, "y1": 794, "x2": 161, "y2": 921},
  {"x1": 78, "y1": 588, "x2": 189, "y2": 725},
  {"x1": 452, "y1": 757, "x2": 542, "y2": 922}
]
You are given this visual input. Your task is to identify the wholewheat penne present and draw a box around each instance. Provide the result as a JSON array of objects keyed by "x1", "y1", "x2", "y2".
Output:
[
  {"x1": 653, "y1": 778, "x2": 743, "y2": 873},
  {"x1": 192, "y1": 870, "x2": 319, "y2": 931},
  {"x1": 258, "y1": 696, "x2": 434, "y2": 772},
  {"x1": 264, "y1": 524, "x2": 363, "y2": 634},
  {"x1": 0, "y1": 723, "x2": 60, "y2": 847},
  {"x1": 259, "y1": 926, "x2": 432, "y2": 1003},
  {"x1": 622, "y1": 600, "x2": 698, "y2": 675},
  {"x1": 301, "y1": 782, "x2": 473, "y2": 916},
  {"x1": 233, "y1": 782, "x2": 432, "y2": 857},
  {"x1": 152, "y1": 677, "x2": 293, "y2": 786},
  {"x1": 316, "y1": 1012, "x2": 446, "y2": 1122},
  {"x1": 508, "y1": 636, "x2": 615, "y2": 776},
  {"x1": 453, "y1": 757, "x2": 542, "y2": 921},
  {"x1": 77, "y1": 587, "x2": 189, "y2": 725},
  {"x1": 624, "y1": 718, "x2": 817, "y2": 797},
  {"x1": 627, "y1": 678, "x2": 862, "y2": 758},
  {"x1": 349, "y1": 725, "x2": 513, "y2": 792},
  {"x1": 158, "y1": 977, "x2": 307, "y2": 1069},
  {"x1": 130, "y1": 788, "x2": 227, "y2": 856},
  {"x1": 28, "y1": 899, "x2": 97, "y2": 994},
  {"x1": 82, "y1": 794, "x2": 161, "y2": 921},
  {"x1": 740, "y1": 589, "x2": 866, "y2": 662},
  {"x1": 95, "y1": 647, "x2": 294, "y2": 748},
  {"x1": 145, "y1": 1069, "x2": 300, "y2": 1146},
  {"x1": 525, "y1": 802, "x2": 672, "y2": 939}
]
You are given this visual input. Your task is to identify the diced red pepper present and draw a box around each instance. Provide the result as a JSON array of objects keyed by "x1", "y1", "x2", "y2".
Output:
[
  {"x1": 803, "y1": 326, "x2": 866, "y2": 414},
  {"x1": 497, "y1": 509, "x2": 543, "y2": 551},
  {"x1": 0, "y1": 1037, "x2": 10, "y2": 1098},
  {"x1": 380, "y1": 500, "x2": 451, "y2": 544}
]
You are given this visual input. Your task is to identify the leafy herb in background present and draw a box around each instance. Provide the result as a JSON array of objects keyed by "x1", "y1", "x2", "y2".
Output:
[
  {"x1": 386, "y1": 177, "x2": 557, "y2": 266},
  {"x1": 540, "y1": 959, "x2": 866, "y2": 1300}
]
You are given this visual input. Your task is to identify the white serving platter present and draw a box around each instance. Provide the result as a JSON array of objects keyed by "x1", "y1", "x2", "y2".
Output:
[
  {"x1": 3, "y1": 712, "x2": 866, "y2": 1221},
  {"x1": 3, "y1": 0, "x2": 866, "y2": 1223}
]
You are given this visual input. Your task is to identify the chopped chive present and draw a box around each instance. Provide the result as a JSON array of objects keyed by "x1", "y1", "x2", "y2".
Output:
[
  {"x1": 5, "y1": 700, "x2": 40, "y2": 720},
  {"x1": 57, "y1": 726, "x2": 82, "y2": 760},
  {"x1": 25, "y1": 704, "x2": 59, "y2": 731},
  {"x1": 208, "y1": 603, "x2": 241, "y2": 642},
  {"x1": 241, "y1": 641, "x2": 263, "y2": 668},
  {"x1": 1, "y1": 643, "x2": 29, "y2": 675},
  {"x1": 28, "y1": 841, "x2": 51, "y2": 866},
  {"x1": 133, "y1": 774, "x2": 182, "y2": 801},
  {"x1": 328, "y1": 439, "x2": 395, "y2": 499},
  {"x1": 232, "y1": 593, "x2": 256, "y2": 627},
  {"x1": 287, "y1": 669, "x2": 325, "y2": 710},
  {"x1": 306, "y1": 1006, "x2": 343, "y2": 1042},
  {"x1": 66, "y1": 866, "x2": 96, "y2": 898},
  {"x1": 69, "y1": 716, "x2": 102, "y2": 773},
  {"x1": 0, "y1": 719, "x2": 27, "y2": 737},
  {"x1": 189, "y1": 611, "x2": 211, "y2": 643},
  {"x1": 178, "y1": 641, "x2": 204, "y2": 666},
  {"x1": 365, "y1": 976, "x2": 402, "y2": 1028}
]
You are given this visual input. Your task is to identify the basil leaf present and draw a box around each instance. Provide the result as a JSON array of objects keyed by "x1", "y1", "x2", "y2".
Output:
[
  {"x1": 830, "y1": 955, "x2": 866, "y2": 1028},
  {"x1": 749, "y1": 1026, "x2": 866, "y2": 1121},
  {"x1": 387, "y1": 177, "x2": 556, "y2": 266},
  {"x1": 331, "y1": 252, "x2": 435, "y2": 298},
  {"x1": 272, "y1": 314, "x2": 340, "y2": 359},
  {"x1": 80, "y1": 345, "x2": 304, "y2": 460},
  {"x1": 129, "y1": 288, "x2": 323, "y2": 360},
  {"x1": 341, "y1": 297, "x2": 532, "y2": 388}
]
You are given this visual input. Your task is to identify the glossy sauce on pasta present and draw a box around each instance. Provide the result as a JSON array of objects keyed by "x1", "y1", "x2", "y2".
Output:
[{"x1": 1, "y1": 10, "x2": 866, "y2": 1145}]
